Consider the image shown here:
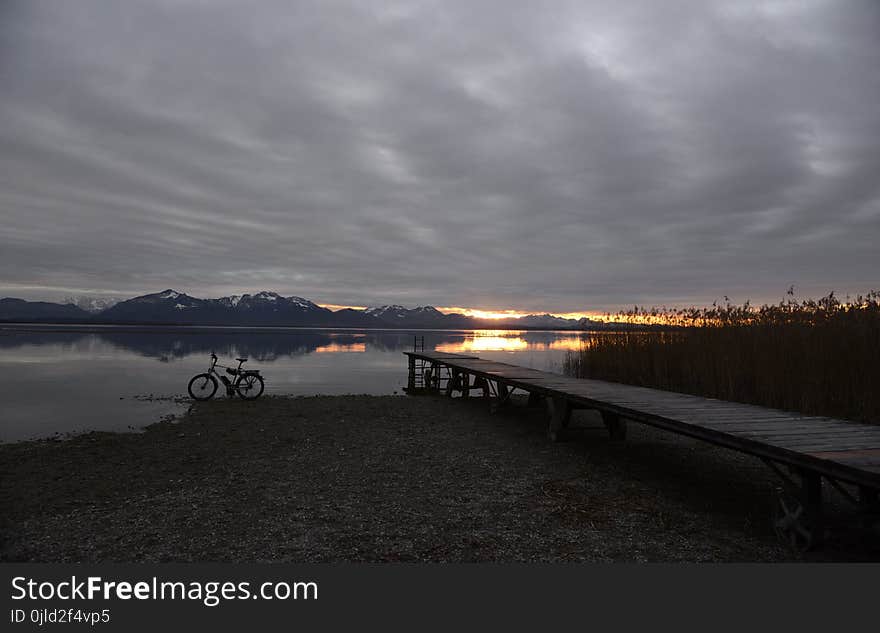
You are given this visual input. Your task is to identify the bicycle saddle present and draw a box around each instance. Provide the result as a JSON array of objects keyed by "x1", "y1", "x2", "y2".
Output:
[{"x1": 236, "y1": 357, "x2": 248, "y2": 362}]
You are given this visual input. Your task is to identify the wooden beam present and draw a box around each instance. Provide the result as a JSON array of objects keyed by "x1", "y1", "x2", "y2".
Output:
[
  {"x1": 546, "y1": 397, "x2": 572, "y2": 442},
  {"x1": 601, "y1": 411, "x2": 627, "y2": 441}
]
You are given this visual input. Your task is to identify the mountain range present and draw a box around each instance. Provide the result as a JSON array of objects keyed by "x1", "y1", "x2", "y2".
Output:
[{"x1": 0, "y1": 289, "x2": 614, "y2": 329}]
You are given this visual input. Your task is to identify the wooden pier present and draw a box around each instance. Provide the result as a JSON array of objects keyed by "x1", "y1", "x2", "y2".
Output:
[{"x1": 405, "y1": 350, "x2": 880, "y2": 550}]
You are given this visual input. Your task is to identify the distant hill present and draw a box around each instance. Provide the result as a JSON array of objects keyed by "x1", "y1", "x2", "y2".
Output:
[
  {"x1": 509, "y1": 313, "x2": 588, "y2": 329},
  {"x1": 0, "y1": 298, "x2": 91, "y2": 321},
  {"x1": 0, "y1": 289, "x2": 616, "y2": 329}
]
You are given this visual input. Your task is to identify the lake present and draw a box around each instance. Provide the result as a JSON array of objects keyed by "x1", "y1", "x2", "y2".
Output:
[{"x1": 1, "y1": 325, "x2": 598, "y2": 442}]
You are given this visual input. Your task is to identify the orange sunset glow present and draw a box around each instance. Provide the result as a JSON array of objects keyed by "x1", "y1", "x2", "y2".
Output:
[
  {"x1": 318, "y1": 303, "x2": 368, "y2": 312},
  {"x1": 436, "y1": 307, "x2": 530, "y2": 320},
  {"x1": 435, "y1": 307, "x2": 604, "y2": 320}
]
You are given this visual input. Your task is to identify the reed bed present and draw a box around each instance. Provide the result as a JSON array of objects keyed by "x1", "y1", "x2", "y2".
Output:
[{"x1": 564, "y1": 291, "x2": 880, "y2": 423}]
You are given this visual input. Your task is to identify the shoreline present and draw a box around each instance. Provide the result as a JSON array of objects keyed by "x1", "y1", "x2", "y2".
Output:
[{"x1": 2, "y1": 395, "x2": 877, "y2": 562}]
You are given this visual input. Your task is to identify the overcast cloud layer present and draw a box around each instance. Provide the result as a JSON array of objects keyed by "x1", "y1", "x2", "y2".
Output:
[{"x1": 1, "y1": 0, "x2": 879, "y2": 312}]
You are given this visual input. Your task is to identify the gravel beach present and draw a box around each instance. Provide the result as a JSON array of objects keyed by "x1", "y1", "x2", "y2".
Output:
[{"x1": 2, "y1": 395, "x2": 878, "y2": 562}]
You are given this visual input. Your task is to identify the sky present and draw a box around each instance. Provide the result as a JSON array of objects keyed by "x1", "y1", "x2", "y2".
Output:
[{"x1": 1, "y1": 0, "x2": 879, "y2": 315}]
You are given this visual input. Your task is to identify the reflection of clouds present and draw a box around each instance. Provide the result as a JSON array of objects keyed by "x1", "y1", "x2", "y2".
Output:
[{"x1": 314, "y1": 342, "x2": 366, "y2": 353}]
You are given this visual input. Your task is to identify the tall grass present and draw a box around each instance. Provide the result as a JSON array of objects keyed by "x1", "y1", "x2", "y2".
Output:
[{"x1": 564, "y1": 291, "x2": 880, "y2": 423}]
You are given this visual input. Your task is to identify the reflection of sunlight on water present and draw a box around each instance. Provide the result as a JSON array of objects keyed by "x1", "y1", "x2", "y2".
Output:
[
  {"x1": 474, "y1": 329, "x2": 527, "y2": 337},
  {"x1": 436, "y1": 337, "x2": 528, "y2": 352},
  {"x1": 435, "y1": 330, "x2": 589, "y2": 353},
  {"x1": 547, "y1": 337, "x2": 591, "y2": 351},
  {"x1": 314, "y1": 343, "x2": 366, "y2": 353}
]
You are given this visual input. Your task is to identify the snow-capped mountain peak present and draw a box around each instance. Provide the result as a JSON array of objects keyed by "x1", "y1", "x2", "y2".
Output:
[
  {"x1": 211, "y1": 292, "x2": 327, "y2": 314},
  {"x1": 286, "y1": 296, "x2": 323, "y2": 310},
  {"x1": 364, "y1": 304, "x2": 453, "y2": 325},
  {"x1": 63, "y1": 296, "x2": 121, "y2": 313},
  {"x1": 128, "y1": 289, "x2": 193, "y2": 304},
  {"x1": 365, "y1": 304, "x2": 406, "y2": 316}
]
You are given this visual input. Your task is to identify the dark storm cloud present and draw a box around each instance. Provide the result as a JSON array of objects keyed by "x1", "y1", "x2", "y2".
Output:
[{"x1": 1, "y1": 0, "x2": 879, "y2": 312}]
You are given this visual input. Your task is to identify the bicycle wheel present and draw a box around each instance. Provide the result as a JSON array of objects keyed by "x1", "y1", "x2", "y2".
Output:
[
  {"x1": 188, "y1": 373, "x2": 218, "y2": 400},
  {"x1": 235, "y1": 374, "x2": 264, "y2": 400}
]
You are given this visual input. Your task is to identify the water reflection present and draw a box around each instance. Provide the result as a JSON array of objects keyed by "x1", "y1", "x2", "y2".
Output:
[
  {"x1": 0, "y1": 326, "x2": 604, "y2": 441},
  {"x1": 547, "y1": 336, "x2": 591, "y2": 351},
  {"x1": 314, "y1": 342, "x2": 366, "y2": 353},
  {"x1": 0, "y1": 327, "x2": 596, "y2": 359}
]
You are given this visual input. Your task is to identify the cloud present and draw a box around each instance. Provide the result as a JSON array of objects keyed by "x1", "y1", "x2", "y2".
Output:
[{"x1": 1, "y1": 0, "x2": 878, "y2": 311}]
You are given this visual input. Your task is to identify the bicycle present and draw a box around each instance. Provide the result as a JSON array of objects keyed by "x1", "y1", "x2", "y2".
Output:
[{"x1": 188, "y1": 353, "x2": 265, "y2": 400}]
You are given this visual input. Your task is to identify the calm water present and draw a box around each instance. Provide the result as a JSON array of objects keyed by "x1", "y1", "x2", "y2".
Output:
[{"x1": 1, "y1": 326, "x2": 595, "y2": 442}]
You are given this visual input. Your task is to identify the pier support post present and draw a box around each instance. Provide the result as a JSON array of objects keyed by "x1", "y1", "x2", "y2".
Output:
[
  {"x1": 490, "y1": 381, "x2": 514, "y2": 413},
  {"x1": 445, "y1": 369, "x2": 459, "y2": 397},
  {"x1": 601, "y1": 411, "x2": 627, "y2": 441},
  {"x1": 424, "y1": 362, "x2": 438, "y2": 392},
  {"x1": 473, "y1": 376, "x2": 489, "y2": 399},
  {"x1": 546, "y1": 397, "x2": 572, "y2": 442},
  {"x1": 858, "y1": 486, "x2": 879, "y2": 528},
  {"x1": 527, "y1": 391, "x2": 543, "y2": 408},
  {"x1": 767, "y1": 462, "x2": 825, "y2": 551},
  {"x1": 407, "y1": 355, "x2": 416, "y2": 392},
  {"x1": 461, "y1": 372, "x2": 470, "y2": 398},
  {"x1": 801, "y1": 469, "x2": 824, "y2": 547}
]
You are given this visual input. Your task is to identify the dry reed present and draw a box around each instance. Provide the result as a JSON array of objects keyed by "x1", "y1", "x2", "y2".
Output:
[{"x1": 564, "y1": 290, "x2": 880, "y2": 423}]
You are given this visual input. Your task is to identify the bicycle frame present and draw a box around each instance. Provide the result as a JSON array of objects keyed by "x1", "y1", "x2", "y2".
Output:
[{"x1": 207, "y1": 353, "x2": 256, "y2": 393}]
